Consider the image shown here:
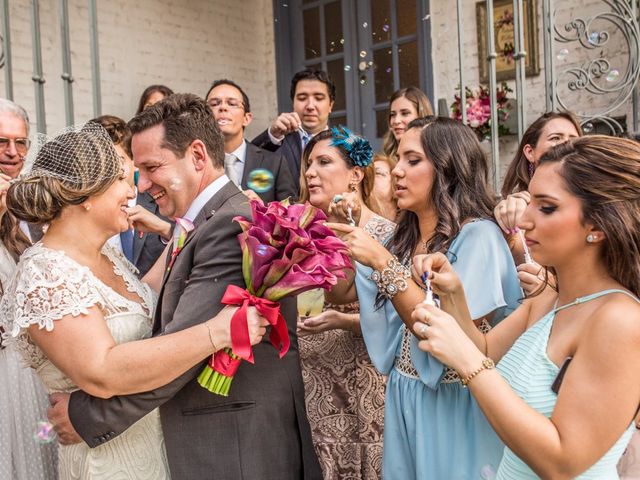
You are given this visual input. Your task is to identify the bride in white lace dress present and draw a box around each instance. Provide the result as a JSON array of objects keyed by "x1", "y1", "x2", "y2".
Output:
[{"x1": 0, "y1": 125, "x2": 267, "y2": 479}]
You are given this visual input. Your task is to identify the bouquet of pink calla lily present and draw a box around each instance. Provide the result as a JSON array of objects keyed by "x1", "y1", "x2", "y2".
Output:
[{"x1": 197, "y1": 199, "x2": 353, "y2": 396}]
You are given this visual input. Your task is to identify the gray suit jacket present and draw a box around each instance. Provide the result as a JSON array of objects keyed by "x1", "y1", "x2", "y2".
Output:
[
  {"x1": 68, "y1": 181, "x2": 321, "y2": 479},
  {"x1": 241, "y1": 141, "x2": 297, "y2": 203}
]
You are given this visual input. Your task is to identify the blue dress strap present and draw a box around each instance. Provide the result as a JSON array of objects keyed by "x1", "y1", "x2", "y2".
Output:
[{"x1": 554, "y1": 288, "x2": 639, "y2": 313}]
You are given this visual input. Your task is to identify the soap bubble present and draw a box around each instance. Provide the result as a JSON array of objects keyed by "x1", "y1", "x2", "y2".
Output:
[
  {"x1": 344, "y1": 65, "x2": 351, "y2": 71},
  {"x1": 480, "y1": 464, "x2": 496, "y2": 480},
  {"x1": 588, "y1": 32, "x2": 600, "y2": 45},
  {"x1": 247, "y1": 168, "x2": 274, "y2": 193},
  {"x1": 582, "y1": 122, "x2": 594, "y2": 133},
  {"x1": 362, "y1": 22, "x2": 368, "y2": 28},
  {"x1": 168, "y1": 177, "x2": 182, "y2": 191},
  {"x1": 556, "y1": 48, "x2": 569, "y2": 60},
  {"x1": 34, "y1": 421, "x2": 56, "y2": 444},
  {"x1": 606, "y1": 69, "x2": 620, "y2": 82},
  {"x1": 382, "y1": 24, "x2": 390, "y2": 32},
  {"x1": 360, "y1": 50, "x2": 367, "y2": 58}
]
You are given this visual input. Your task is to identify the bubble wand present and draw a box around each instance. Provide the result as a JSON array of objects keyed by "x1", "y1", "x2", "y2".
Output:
[{"x1": 517, "y1": 228, "x2": 533, "y2": 264}]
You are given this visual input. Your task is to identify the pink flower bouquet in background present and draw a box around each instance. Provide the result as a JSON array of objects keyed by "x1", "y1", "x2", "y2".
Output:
[
  {"x1": 197, "y1": 199, "x2": 353, "y2": 396},
  {"x1": 450, "y1": 82, "x2": 513, "y2": 141}
]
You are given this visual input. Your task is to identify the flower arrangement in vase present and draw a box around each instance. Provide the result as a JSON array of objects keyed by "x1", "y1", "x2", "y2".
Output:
[{"x1": 450, "y1": 82, "x2": 513, "y2": 141}]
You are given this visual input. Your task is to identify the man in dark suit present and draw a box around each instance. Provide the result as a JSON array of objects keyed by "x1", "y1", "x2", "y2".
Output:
[
  {"x1": 48, "y1": 94, "x2": 322, "y2": 479},
  {"x1": 252, "y1": 69, "x2": 335, "y2": 194},
  {"x1": 206, "y1": 79, "x2": 296, "y2": 203}
]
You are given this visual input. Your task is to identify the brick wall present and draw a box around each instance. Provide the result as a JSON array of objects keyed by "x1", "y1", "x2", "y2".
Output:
[{"x1": 0, "y1": 0, "x2": 278, "y2": 138}]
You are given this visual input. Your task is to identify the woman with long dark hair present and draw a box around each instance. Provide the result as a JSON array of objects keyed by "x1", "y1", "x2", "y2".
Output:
[
  {"x1": 327, "y1": 116, "x2": 521, "y2": 478},
  {"x1": 413, "y1": 135, "x2": 640, "y2": 479}
]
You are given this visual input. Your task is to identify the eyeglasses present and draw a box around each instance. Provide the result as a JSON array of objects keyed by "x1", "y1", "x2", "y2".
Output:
[
  {"x1": 207, "y1": 98, "x2": 245, "y2": 110},
  {"x1": 0, "y1": 137, "x2": 30, "y2": 156}
]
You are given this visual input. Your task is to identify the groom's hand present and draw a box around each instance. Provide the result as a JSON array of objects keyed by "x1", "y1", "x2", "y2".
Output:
[{"x1": 48, "y1": 392, "x2": 83, "y2": 445}]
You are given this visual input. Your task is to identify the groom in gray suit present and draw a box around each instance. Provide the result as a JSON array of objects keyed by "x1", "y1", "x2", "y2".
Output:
[{"x1": 49, "y1": 94, "x2": 321, "y2": 479}]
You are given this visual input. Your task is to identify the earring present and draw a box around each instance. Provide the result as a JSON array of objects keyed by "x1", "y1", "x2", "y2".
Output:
[
  {"x1": 528, "y1": 163, "x2": 535, "y2": 177},
  {"x1": 586, "y1": 234, "x2": 595, "y2": 243},
  {"x1": 350, "y1": 184, "x2": 356, "y2": 192},
  {"x1": 83, "y1": 203, "x2": 92, "y2": 212}
]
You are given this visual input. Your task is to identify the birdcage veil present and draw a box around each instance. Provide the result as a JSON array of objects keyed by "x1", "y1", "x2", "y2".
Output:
[{"x1": 20, "y1": 122, "x2": 122, "y2": 188}]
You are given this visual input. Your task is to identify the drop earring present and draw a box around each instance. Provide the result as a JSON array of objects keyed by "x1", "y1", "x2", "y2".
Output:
[
  {"x1": 350, "y1": 183, "x2": 356, "y2": 192},
  {"x1": 528, "y1": 163, "x2": 535, "y2": 177}
]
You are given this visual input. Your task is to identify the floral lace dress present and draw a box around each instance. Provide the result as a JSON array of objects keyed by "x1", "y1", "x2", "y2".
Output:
[
  {"x1": 0, "y1": 242, "x2": 170, "y2": 480},
  {"x1": 0, "y1": 241, "x2": 58, "y2": 480},
  {"x1": 299, "y1": 214, "x2": 396, "y2": 480}
]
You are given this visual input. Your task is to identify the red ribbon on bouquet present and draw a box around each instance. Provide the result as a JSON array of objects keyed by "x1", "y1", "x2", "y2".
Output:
[{"x1": 220, "y1": 284, "x2": 290, "y2": 363}]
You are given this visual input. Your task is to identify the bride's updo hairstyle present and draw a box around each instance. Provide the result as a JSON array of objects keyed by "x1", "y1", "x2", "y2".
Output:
[{"x1": 7, "y1": 123, "x2": 122, "y2": 225}]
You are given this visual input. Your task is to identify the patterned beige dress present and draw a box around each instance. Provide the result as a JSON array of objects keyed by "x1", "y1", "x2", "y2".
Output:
[
  {"x1": 0, "y1": 243, "x2": 171, "y2": 480},
  {"x1": 299, "y1": 214, "x2": 395, "y2": 480}
]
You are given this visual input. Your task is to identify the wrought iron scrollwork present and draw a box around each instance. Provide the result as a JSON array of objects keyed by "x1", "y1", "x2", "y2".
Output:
[{"x1": 550, "y1": 0, "x2": 640, "y2": 134}]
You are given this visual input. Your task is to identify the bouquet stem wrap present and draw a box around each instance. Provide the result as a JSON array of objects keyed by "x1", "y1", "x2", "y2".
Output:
[{"x1": 197, "y1": 285, "x2": 290, "y2": 395}]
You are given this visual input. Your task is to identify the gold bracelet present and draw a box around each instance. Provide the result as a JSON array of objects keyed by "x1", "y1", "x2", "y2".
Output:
[
  {"x1": 460, "y1": 357, "x2": 495, "y2": 387},
  {"x1": 205, "y1": 322, "x2": 218, "y2": 352}
]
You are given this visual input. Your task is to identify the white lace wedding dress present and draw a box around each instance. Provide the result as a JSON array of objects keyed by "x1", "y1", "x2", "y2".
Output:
[{"x1": 0, "y1": 242, "x2": 171, "y2": 479}]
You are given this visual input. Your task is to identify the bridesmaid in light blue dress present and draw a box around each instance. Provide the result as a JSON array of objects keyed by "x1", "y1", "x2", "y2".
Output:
[
  {"x1": 412, "y1": 135, "x2": 640, "y2": 479},
  {"x1": 327, "y1": 117, "x2": 521, "y2": 479}
]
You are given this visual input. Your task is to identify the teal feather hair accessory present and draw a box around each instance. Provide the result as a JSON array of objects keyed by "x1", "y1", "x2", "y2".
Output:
[{"x1": 329, "y1": 126, "x2": 373, "y2": 167}]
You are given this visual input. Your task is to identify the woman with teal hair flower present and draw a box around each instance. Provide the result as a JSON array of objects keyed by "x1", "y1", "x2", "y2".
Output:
[{"x1": 297, "y1": 126, "x2": 395, "y2": 479}]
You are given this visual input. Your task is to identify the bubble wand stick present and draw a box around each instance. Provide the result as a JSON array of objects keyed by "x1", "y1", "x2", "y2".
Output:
[{"x1": 517, "y1": 229, "x2": 534, "y2": 264}]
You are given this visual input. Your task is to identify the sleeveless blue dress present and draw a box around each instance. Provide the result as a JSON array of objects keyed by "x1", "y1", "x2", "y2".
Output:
[
  {"x1": 356, "y1": 220, "x2": 522, "y2": 479},
  {"x1": 496, "y1": 289, "x2": 638, "y2": 479}
]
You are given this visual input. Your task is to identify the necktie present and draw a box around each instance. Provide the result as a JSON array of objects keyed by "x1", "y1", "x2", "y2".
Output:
[
  {"x1": 300, "y1": 129, "x2": 312, "y2": 150},
  {"x1": 120, "y1": 228, "x2": 135, "y2": 263},
  {"x1": 224, "y1": 153, "x2": 240, "y2": 187},
  {"x1": 167, "y1": 217, "x2": 194, "y2": 272}
]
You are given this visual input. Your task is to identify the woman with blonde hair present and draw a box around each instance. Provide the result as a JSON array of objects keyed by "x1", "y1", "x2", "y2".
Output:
[{"x1": 297, "y1": 126, "x2": 394, "y2": 479}]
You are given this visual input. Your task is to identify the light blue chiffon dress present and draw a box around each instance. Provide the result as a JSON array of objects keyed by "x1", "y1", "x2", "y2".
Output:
[
  {"x1": 495, "y1": 289, "x2": 638, "y2": 479},
  {"x1": 356, "y1": 220, "x2": 522, "y2": 479}
]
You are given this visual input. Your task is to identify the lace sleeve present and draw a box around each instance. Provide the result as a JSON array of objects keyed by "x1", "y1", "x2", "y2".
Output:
[{"x1": 0, "y1": 246, "x2": 103, "y2": 338}]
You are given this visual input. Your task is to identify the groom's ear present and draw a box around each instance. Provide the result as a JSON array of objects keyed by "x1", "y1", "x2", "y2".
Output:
[{"x1": 189, "y1": 139, "x2": 208, "y2": 171}]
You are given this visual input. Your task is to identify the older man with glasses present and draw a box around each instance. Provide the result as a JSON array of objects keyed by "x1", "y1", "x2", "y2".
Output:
[
  {"x1": 0, "y1": 99, "x2": 30, "y2": 180},
  {"x1": 0, "y1": 99, "x2": 44, "y2": 242}
]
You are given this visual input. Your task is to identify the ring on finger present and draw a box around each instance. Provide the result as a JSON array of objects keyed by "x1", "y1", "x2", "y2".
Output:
[{"x1": 417, "y1": 322, "x2": 429, "y2": 336}]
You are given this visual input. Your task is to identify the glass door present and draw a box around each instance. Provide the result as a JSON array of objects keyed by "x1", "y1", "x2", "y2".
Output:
[{"x1": 275, "y1": 0, "x2": 432, "y2": 147}]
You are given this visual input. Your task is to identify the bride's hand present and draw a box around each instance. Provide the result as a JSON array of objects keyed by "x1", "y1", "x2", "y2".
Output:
[
  {"x1": 126, "y1": 205, "x2": 172, "y2": 240},
  {"x1": 207, "y1": 306, "x2": 268, "y2": 351}
]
